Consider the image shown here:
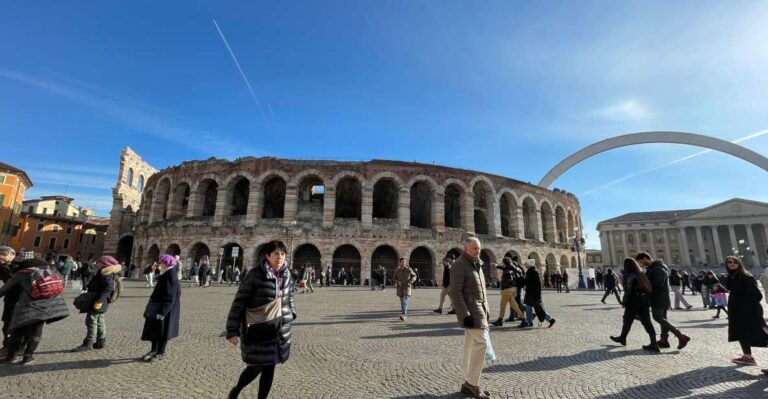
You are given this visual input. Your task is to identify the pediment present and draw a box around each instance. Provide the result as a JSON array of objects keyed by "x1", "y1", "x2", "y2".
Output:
[{"x1": 682, "y1": 198, "x2": 768, "y2": 220}]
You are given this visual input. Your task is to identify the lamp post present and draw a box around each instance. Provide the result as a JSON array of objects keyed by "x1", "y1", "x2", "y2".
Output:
[
  {"x1": 570, "y1": 228, "x2": 586, "y2": 289},
  {"x1": 731, "y1": 239, "x2": 755, "y2": 268}
]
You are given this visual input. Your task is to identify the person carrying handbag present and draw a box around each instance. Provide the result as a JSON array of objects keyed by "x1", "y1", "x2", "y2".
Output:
[
  {"x1": 225, "y1": 240, "x2": 297, "y2": 399},
  {"x1": 139, "y1": 255, "x2": 181, "y2": 362},
  {"x1": 71, "y1": 255, "x2": 122, "y2": 352}
]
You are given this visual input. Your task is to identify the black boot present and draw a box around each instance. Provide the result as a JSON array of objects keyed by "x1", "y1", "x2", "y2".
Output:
[
  {"x1": 657, "y1": 333, "x2": 671, "y2": 349},
  {"x1": 93, "y1": 338, "x2": 106, "y2": 350},
  {"x1": 71, "y1": 338, "x2": 93, "y2": 352},
  {"x1": 610, "y1": 336, "x2": 626, "y2": 346},
  {"x1": 491, "y1": 318, "x2": 503, "y2": 327}
]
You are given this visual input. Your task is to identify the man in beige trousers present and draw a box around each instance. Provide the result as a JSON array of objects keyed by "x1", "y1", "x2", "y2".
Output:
[{"x1": 449, "y1": 237, "x2": 491, "y2": 399}]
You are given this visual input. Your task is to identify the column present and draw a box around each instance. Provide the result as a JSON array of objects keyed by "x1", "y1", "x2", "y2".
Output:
[
  {"x1": 432, "y1": 191, "x2": 445, "y2": 232},
  {"x1": 186, "y1": 190, "x2": 199, "y2": 218},
  {"x1": 245, "y1": 185, "x2": 261, "y2": 226},
  {"x1": 514, "y1": 207, "x2": 524, "y2": 238},
  {"x1": 663, "y1": 229, "x2": 672, "y2": 263},
  {"x1": 635, "y1": 230, "x2": 642, "y2": 253},
  {"x1": 621, "y1": 230, "x2": 629, "y2": 258},
  {"x1": 462, "y1": 193, "x2": 475, "y2": 234},
  {"x1": 212, "y1": 189, "x2": 228, "y2": 226},
  {"x1": 695, "y1": 226, "x2": 706, "y2": 264},
  {"x1": 710, "y1": 225, "x2": 724, "y2": 265},
  {"x1": 398, "y1": 187, "x2": 410, "y2": 230},
  {"x1": 763, "y1": 223, "x2": 768, "y2": 250},
  {"x1": 361, "y1": 186, "x2": 373, "y2": 228},
  {"x1": 600, "y1": 231, "x2": 612, "y2": 265},
  {"x1": 679, "y1": 228, "x2": 691, "y2": 267},
  {"x1": 535, "y1": 210, "x2": 544, "y2": 241},
  {"x1": 322, "y1": 186, "x2": 335, "y2": 227},
  {"x1": 649, "y1": 230, "x2": 657, "y2": 256},
  {"x1": 491, "y1": 199, "x2": 503, "y2": 238},
  {"x1": 746, "y1": 225, "x2": 761, "y2": 267},
  {"x1": 282, "y1": 183, "x2": 299, "y2": 223},
  {"x1": 728, "y1": 225, "x2": 738, "y2": 254}
]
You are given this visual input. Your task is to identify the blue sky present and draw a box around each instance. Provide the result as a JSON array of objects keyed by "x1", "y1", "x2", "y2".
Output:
[{"x1": 2, "y1": 1, "x2": 768, "y2": 249}]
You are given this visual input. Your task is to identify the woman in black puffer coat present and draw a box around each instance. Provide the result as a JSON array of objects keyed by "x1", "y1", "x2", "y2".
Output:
[
  {"x1": 725, "y1": 256, "x2": 768, "y2": 371},
  {"x1": 226, "y1": 240, "x2": 296, "y2": 399}
]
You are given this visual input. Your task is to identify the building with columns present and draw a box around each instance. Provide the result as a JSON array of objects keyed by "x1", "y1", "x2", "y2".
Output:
[
  {"x1": 597, "y1": 198, "x2": 768, "y2": 270},
  {"x1": 107, "y1": 153, "x2": 585, "y2": 285}
]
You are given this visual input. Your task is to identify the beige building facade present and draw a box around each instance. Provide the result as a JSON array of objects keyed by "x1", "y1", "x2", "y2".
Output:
[
  {"x1": 597, "y1": 198, "x2": 768, "y2": 270},
  {"x1": 106, "y1": 153, "x2": 585, "y2": 284}
]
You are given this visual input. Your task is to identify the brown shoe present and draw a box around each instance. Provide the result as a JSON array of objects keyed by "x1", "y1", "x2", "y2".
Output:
[{"x1": 461, "y1": 382, "x2": 490, "y2": 399}]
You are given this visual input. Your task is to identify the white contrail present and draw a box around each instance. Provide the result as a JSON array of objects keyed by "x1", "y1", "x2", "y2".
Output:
[
  {"x1": 581, "y1": 129, "x2": 768, "y2": 196},
  {"x1": 213, "y1": 19, "x2": 263, "y2": 111}
]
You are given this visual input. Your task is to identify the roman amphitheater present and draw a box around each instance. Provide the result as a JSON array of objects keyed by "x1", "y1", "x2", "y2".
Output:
[{"x1": 106, "y1": 148, "x2": 584, "y2": 285}]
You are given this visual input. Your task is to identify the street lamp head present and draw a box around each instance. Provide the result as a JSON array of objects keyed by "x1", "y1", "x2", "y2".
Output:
[{"x1": 739, "y1": 239, "x2": 745, "y2": 244}]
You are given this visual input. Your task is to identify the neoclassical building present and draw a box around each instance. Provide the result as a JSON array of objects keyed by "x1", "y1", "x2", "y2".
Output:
[
  {"x1": 107, "y1": 151, "x2": 585, "y2": 285},
  {"x1": 597, "y1": 198, "x2": 768, "y2": 270}
]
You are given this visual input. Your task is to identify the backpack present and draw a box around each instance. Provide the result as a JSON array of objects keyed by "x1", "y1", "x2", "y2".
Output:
[
  {"x1": 108, "y1": 275, "x2": 123, "y2": 304},
  {"x1": 24, "y1": 267, "x2": 64, "y2": 299}
]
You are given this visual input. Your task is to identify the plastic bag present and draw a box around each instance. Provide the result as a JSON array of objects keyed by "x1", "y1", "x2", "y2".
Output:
[{"x1": 485, "y1": 329, "x2": 497, "y2": 361}]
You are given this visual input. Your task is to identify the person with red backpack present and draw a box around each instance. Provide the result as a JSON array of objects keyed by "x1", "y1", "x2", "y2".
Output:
[
  {"x1": 70, "y1": 255, "x2": 123, "y2": 352},
  {"x1": 0, "y1": 258, "x2": 70, "y2": 365}
]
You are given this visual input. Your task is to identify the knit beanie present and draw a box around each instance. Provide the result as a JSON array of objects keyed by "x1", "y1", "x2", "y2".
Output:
[
  {"x1": 158, "y1": 254, "x2": 177, "y2": 267},
  {"x1": 19, "y1": 258, "x2": 48, "y2": 269},
  {"x1": 95, "y1": 255, "x2": 119, "y2": 269}
]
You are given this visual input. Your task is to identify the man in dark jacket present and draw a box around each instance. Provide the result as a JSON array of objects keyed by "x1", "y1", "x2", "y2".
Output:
[
  {"x1": 0, "y1": 258, "x2": 70, "y2": 365},
  {"x1": 601, "y1": 269, "x2": 622, "y2": 304},
  {"x1": 595, "y1": 269, "x2": 604, "y2": 289},
  {"x1": 522, "y1": 261, "x2": 556, "y2": 329},
  {"x1": 492, "y1": 257, "x2": 524, "y2": 326},
  {"x1": 0, "y1": 246, "x2": 19, "y2": 356},
  {"x1": 635, "y1": 252, "x2": 691, "y2": 351},
  {"x1": 449, "y1": 237, "x2": 491, "y2": 399},
  {"x1": 434, "y1": 256, "x2": 455, "y2": 314}
]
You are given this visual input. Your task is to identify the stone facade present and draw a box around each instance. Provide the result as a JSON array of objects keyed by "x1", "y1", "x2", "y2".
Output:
[
  {"x1": 103, "y1": 147, "x2": 157, "y2": 265},
  {"x1": 597, "y1": 198, "x2": 768, "y2": 271},
  {"x1": 122, "y1": 156, "x2": 583, "y2": 285}
]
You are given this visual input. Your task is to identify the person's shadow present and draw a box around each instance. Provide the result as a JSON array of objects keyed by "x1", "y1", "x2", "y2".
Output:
[{"x1": 0, "y1": 357, "x2": 138, "y2": 378}]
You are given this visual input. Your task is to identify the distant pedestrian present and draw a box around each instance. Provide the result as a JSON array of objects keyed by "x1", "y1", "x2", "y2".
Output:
[
  {"x1": 304, "y1": 264, "x2": 315, "y2": 293},
  {"x1": 175, "y1": 255, "x2": 183, "y2": 281},
  {"x1": 562, "y1": 270, "x2": 570, "y2": 293},
  {"x1": 692, "y1": 272, "x2": 704, "y2": 296},
  {"x1": 190, "y1": 262, "x2": 200, "y2": 286},
  {"x1": 610, "y1": 258, "x2": 659, "y2": 352},
  {"x1": 71, "y1": 256, "x2": 122, "y2": 352},
  {"x1": 703, "y1": 271, "x2": 719, "y2": 309},
  {"x1": 635, "y1": 252, "x2": 691, "y2": 351},
  {"x1": 712, "y1": 283, "x2": 729, "y2": 319},
  {"x1": 669, "y1": 269, "x2": 693, "y2": 310},
  {"x1": 522, "y1": 261, "x2": 556, "y2": 329},
  {"x1": 140, "y1": 255, "x2": 181, "y2": 362},
  {"x1": 143, "y1": 262, "x2": 156, "y2": 288},
  {"x1": 370, "y1": 266, "x2": 379, "y2": 291},
  {"x1": 553, "y1": 270, "x2": 562, "y2": 293},
  {"x1": 0, "y1": 258, "x2": 69, "y2": 365},
  {"x1": 62, "y1": 257, "x2": 76, "y2": 287},
  {"x1": 393, "y1": 258, "x2": 416, "y2": 321},
  {"x1": 413, "y1": 267, "x2": 421, "y2": 289},
  {"x1": 595, "y1": 269, "x2": 604, "y2": 289},
  {"x1": 231, "y1": 267, "x2": 241, "y2": 286},
  {"x1": 80, "y1": 262, "x2": 95, "y2": 293},
  {"x1": 448, "y1": 237, "x2": 491, "y2": 399},
  {"x1": 681, "y1": 271, "x2": 692, "y2": 295},
  {"x1": 325, "y1": 267, "x2": 332, "y2": 287},
  {"x1": 225, "y1": 240, "x2": 296, "y2": 399},
  {"x1": 724, "y1": 256, "x2": 768, "y2": 369},
  {"x1": 378, "y1": 265, "x2": 387, "y2": 290},
  {"x1": 434, "y1": 257, "x2": 455, "y2": 314},
  {"x1": 338, "y1": 268, "x2": 346, "y2": 286},
  {"x1": 601, "y1": 269, "x2": 622, "y2": 304},
  {"x1": 199, "y1": 256, "x2": 211, "y2": 287},
  {"x1": 491, "y1": 257, "x2": 524, "y2": 327}
]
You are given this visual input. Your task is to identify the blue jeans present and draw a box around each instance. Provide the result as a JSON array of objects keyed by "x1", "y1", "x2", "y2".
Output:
[
  {"x1": 400, "y1": 295, "x2": 410, "y2": 315},
  {"x1": 525, "y1": 304, "x2": 552, "y2": 324}
]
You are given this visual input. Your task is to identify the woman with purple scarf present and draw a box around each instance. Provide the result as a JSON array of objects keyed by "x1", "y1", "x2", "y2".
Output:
[
  {"x1": 140, "y1": 254, "x2": 181, "y2": 362},
  {"x1": 225, "y1": 240, "x2": 297, "y2": 399}
]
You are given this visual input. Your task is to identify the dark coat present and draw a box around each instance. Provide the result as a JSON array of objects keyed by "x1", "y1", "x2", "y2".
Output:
[
  {"x1": 0, "y1": 263, "x2": 21, "y2": 325},
  {"x1": 669, "y1": 271, "x2": 681, "y2": 287},
  {"x1": 81, "y1": 264, "x2": 121, "y2": 314},
  {"x1": 646, "y1": 260, "x2": 671, "y2": 310},
  {"x1": 622, "y1": 272, "x2": 651, "y2": 310},
  {"x1": 0, "y1": 266, "x2": 69, "y2": 330},
  {"x1": 226, "y1": 262, "x2": 296, "y2": 366},
  {"x1": 441, "y1": 264, "x2": 451, "y2": 288},
  {"x1": 141, "y1": 269, "x2": 181, "y2": 342},
  {"x1": 497, "y1": 265, "x2": 516, "y2": 290},
  {"x1": 604, "y1": 272, "x2": 617, "y2": 289},
  {"x1": 448, "y1": 253, "x2": 489, "y2": 329},
  {"x1": 727, "y1": 272, "x2": 768, "y2": 347},
  {"x1": 523, "y1": 267, "x2": 542, "y2": 306}
]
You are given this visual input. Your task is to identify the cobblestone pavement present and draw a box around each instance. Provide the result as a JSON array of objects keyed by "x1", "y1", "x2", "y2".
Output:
[{"x1": 1, "y1": 281, "x2": 767, "y2": 398}]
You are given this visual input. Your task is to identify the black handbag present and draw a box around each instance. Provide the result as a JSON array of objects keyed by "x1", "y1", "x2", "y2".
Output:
[
  {"x1": 73, "y1": 292, "x2": 98, "y2": 312},
  {"x1": 143, "y1": 302, "x2": 165, "y2": 320}
]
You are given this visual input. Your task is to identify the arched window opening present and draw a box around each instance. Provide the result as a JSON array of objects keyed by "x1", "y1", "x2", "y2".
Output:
[{"x1": 372, "y1": 179, "x2": 398, "y2": 219}]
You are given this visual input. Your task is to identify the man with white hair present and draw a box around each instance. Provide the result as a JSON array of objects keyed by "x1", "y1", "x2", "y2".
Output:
[{"x1": 449, "y1": 237, "x2": 491, "y2": 399}]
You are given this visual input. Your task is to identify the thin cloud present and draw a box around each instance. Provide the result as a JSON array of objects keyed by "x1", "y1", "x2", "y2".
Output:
[
  {"x1": 587, "y1": 100, "x2": 652, "y2": 121},
  {"x1": 581, "y1": 128, "x2": 768, "y2": 196},
  {"x1": 0, "y1": 69, "x2": 258, "y2": 158},
  {"x1": 213, "y1": 19, "x2": 265, "y2": 115},
  {"x1": 27, "y1": 170, "x2": 115, "y2": 190}
]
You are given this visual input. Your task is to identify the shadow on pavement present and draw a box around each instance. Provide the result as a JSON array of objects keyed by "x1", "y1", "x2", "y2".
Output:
[
  {"x1": 0, "y1": 357, "x2": 139, "y2": 377},
  {"x1": 485, "y1": 347, "x2": 674, "y2": 373}
]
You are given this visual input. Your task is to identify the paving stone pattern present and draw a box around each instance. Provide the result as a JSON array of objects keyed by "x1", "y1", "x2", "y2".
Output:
[{"x1": 1, "y1": 282, "x2": 767, "y2": 398}]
